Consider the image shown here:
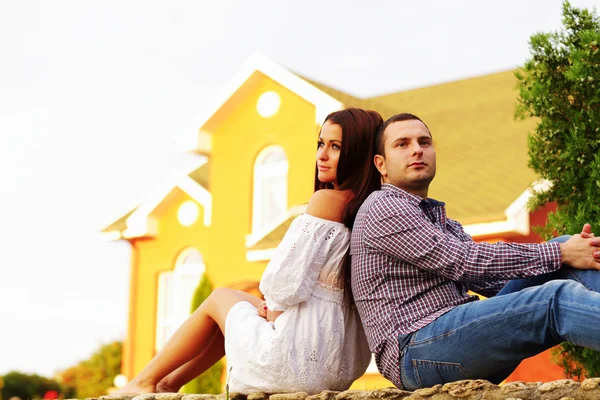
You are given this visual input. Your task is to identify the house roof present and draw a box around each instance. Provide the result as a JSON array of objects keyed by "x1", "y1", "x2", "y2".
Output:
[
  {"x1": 291, "y1": 70, "x2": 538, "y2": 225},
  {"x1": 370, "y1": 70, "x2": 538, "y2": 224},
  {"x1": 101, "y1": 162, "x2": 210, "y2": 236},
  {"x1": 104, "y1": 56, "x2": 539, "y2": 242},
  {"x1": 101, "y1": 208, "x2": 136, "y2": 235},
  {"x1": 247, "y1": 205, "x2": 306, "y2": 251},
  {"x1": 297, "y1": 75, "x2": 398, "y2": 120}
]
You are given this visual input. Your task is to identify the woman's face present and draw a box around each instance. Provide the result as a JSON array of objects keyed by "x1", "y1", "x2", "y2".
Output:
[{"x1": 316, "y1": 120, "x2": 343, "y2": 189}]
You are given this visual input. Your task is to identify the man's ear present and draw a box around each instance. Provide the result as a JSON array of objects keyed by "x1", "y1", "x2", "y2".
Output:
[{"x1": 374, "y1": 154, "x2": 387, "y2": 177}]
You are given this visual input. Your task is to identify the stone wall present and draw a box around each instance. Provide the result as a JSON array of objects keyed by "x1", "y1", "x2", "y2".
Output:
[{"x1": 86, "y1": 378, "x2": 600, "y2": 400}]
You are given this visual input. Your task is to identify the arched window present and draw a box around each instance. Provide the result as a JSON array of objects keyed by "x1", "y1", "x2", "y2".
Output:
[
  {"x1": 155, "y1": 248, "x2": 205, "y2": 352},
  {"x1": 252, "y1": 146, "x2": 288, "y2": 235}
]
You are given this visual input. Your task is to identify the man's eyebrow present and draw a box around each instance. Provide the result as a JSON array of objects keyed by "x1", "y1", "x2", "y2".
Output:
[{"x1": 392, "y1": 135, "x2": 431, "y2": 142}]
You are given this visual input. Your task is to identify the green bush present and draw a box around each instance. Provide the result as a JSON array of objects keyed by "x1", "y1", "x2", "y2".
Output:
[
  {"x1": 516, "y1": 0, "x2": 600, "y2": 378},
  {"x1": 181, "y1": 274, "x2": 224, "y2": 394},
  {"x1": 1, "y1": 371, "x2": 68, "y2": 400},
  {"x1": 57, "y1": 341, "x2": 122, "y2": 398}
]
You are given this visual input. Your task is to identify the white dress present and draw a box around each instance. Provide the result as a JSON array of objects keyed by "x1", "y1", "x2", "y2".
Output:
[{"x1": 224, "y1": 214, "x2": 371, "y2": 394}]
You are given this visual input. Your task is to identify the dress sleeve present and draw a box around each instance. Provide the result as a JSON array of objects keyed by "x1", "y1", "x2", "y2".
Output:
[{"x1": 259, "y1": 214, "x2": 347, "y2": 311}]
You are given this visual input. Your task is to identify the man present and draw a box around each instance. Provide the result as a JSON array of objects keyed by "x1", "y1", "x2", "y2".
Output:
[{"x1": 350, "y1": 113, "x2": 600, "y2": 390}]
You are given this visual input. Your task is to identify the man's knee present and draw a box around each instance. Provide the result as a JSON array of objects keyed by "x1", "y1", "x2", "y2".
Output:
[{"x1": 539, "y1": 280, "x2": 585, "y2": 300}]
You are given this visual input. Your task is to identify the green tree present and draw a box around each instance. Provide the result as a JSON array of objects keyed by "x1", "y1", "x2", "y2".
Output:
[
  {"x1": 57, "y1": 341, "x2": 122, "y2": 398},
  {"x1": 181, "y1": 274, "x2": 223, "y2": 394},
  {"x1": 515, "y1": 1, "x2": 600, "y2": 378},
  {"x1": 0, "y1": 372, "x2": 66, "y2": 400}
]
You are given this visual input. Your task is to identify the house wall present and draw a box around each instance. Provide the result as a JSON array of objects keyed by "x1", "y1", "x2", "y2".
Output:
[
  {"x1": 126, "y1": 188, "x2": 212, "y2": 376},
  {"x1": 125, "y1": 73, "x2": 324, "y2": 379},
  {"x1": 202, "y1": 71, "x2": 319, "y2": 288}
]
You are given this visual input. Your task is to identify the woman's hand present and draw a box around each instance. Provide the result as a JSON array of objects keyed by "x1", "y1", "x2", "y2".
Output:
[
  {"x1": 267, "y1": 309, "x2": 283, "y2": 322},
  {"x1": 258, "y1": 300, "x2": 283, "y2": 321},
  {"x1": 257, "y1": 301, "x2": 268, "y2": 319}
]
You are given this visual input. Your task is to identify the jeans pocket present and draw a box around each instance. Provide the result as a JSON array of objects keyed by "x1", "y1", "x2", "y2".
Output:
[{"x1": 412, "y1": 359, "x2": 472, "y2": 389}]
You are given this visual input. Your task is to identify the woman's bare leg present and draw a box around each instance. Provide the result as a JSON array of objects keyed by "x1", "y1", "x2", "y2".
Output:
[
  {"x1": 116, "y1": 288, "x2": 263, "y2": 394},
  {"x1": 156, "y1": 329, "x2": 224, "y2": 393}
]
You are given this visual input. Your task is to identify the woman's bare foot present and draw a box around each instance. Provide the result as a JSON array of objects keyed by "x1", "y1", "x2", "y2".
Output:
[
  {"x1": 113, "y1": 378, "x2": 157, "y2": 395},
  {"x1": 156, "y1": 378, "x2": 180, "y2": 393}
]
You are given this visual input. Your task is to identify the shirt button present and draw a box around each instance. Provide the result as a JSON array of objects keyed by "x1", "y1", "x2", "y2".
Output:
[{"x1": 433, "y1": 235, "x2": 438, "y2": 242}]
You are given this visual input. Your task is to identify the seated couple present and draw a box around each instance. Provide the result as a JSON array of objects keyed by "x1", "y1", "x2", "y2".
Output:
[{"x1": 118, "y1": 109, "x2": 600, "y2": 395}]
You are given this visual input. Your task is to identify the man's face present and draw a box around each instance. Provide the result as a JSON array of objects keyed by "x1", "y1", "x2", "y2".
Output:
[{"x1": 374, "y1": 119, "x2": 436, "y2": 197}]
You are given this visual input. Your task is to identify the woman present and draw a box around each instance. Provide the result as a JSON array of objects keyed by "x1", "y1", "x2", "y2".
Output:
[{"x1": 117, "y1": 108, "x2": 383, "y2": 395}]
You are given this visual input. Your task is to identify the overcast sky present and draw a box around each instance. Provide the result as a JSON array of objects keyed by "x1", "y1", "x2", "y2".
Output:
[{"x1": 1, "y1": 0, "x2": 598, "y2": 378}]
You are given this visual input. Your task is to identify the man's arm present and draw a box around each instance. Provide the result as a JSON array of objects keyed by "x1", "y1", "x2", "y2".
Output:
[{"x1": 363, "y1": 203, "x2": 563, "y2": 283}]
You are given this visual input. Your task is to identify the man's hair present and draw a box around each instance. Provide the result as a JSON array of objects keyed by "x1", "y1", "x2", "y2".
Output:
[{"x1": 375, "y1": 113, "x2": 431, "y2": 156}]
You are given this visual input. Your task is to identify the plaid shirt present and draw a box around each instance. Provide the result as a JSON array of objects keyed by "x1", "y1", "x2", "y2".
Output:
[{"x1": 350, "y1": 184, "x2": 562, "y2": 388}]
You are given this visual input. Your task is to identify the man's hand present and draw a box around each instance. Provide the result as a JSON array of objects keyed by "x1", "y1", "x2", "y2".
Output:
[
  {"x1": 257, "y1": 301, "x2": 267, "y2": 319},
  {"x1": 579, "y1": 224, "x2": 600, "y2": 257},
  {"x1": 560, "y1": 234, "x2": 600, "y2": 270},
  {"x1": 581, "y1": 223, "x2": 596, "y2": 239}
]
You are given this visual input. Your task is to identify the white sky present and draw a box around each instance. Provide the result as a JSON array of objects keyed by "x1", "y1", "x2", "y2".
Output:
[{"x1": 1, "y1": 0, "x2": 598, "y2": 378}]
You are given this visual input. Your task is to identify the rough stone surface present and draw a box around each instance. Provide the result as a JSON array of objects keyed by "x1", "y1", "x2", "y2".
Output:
[
  {"x1": 216, "y1": 393, "x2": 246, "y2": 400},
  {"x1": 581, "y1": 377, "x2": 600, "y2": 391},
  {"x1": 442, "y1": 379, "x2": 498, "y2": 398},
  {"x1": 306, "y1": 390, "x2": 340, "y2": 400},
  {"x1": 336, "y1": 390, "x2": 373, "y2": 400},
  {"x1": 86, "y1": 378, "x2": 600, "y2": 400},
  {"x1": 155, "y1": 394, "x2": 186, "y2": 400},
  {"x1": 133, "y1": 394, "x2": 157, "y2": 400},
  {"x1": 536, "y1": 379, "x2": 580, "y2": 400},
  {"x1": 182, "y1": 395, "x2": 217, "y2": 400},
  {"x1": 247, "y1": 394, "x2": 271, "y2": 400},
  {"x1": 269, "y1": 393, "x2": 309, "y2": 400},
  {"x1": 495, "y1": 381, "x2": 542, "y2": 400},
  {"x1": 368, "y1": 388, "x2": 412, "y2": 400},
  {"x1": 412, "y1": 385, "x2": 442, "y2": 398}
]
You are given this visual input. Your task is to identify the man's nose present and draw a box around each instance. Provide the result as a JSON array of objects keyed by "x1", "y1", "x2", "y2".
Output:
[{"x1": 412, "y1": 145, "x2": 424, "y2": 156}]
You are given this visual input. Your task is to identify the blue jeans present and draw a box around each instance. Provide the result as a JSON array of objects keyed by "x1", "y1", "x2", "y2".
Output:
[{"x1": 398, "y1": 235, "x2": 600, "y2": 390}]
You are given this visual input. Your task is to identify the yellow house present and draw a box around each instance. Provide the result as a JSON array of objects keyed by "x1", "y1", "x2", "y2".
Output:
[{"x1": 103, "y1": 54, "x2": 553, "y2": 390}]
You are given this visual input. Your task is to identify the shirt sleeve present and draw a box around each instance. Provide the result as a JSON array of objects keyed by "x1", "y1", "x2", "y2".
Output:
[
  {"x1": 446, "y1": 218, "x2": 509, "y2": 296},
  {"x1": 362, "y1": 201, "x2": 563, "y2": 284},
  {"x1": 259, "y1": 214, "x2": 346, "y2": 311}
]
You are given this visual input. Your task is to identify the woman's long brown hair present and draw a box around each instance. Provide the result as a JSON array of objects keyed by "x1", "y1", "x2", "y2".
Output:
[{"x1": 313, "y1": 108, "x2": 383, "y2": 305}]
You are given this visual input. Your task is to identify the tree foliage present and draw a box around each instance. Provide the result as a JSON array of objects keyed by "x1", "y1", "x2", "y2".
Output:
[
  {"x1": 181, "y1": 274, "x2": 223, "y2": 394},
  {"x1": 516, "y1": 1, "x2": 600, "y2": 237},
  {"x1": 0, "y1": 371, "x2": 67, "y2": 400},
  {"x1": 57, "y1": 341, "x2": 122, "y2": 398},
  {"x1": 515, "y1": 1, "x2": 600, "y2": 378}
]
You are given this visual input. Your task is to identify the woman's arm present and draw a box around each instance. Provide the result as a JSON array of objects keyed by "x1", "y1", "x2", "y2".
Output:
[{"x1": 259, "y1": 189, "x2": 350, "y2": 312}]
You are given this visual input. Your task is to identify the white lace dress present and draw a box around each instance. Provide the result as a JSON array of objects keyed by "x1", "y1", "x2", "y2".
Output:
[{"x1": 224, "y1": 214, "x2": 371, "y2": 394}]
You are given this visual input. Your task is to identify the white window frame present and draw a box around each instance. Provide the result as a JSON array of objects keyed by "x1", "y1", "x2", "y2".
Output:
[
  {"x1": 251, "y1": 145, "x2": 289, "y2": 237},
  {"x1": 155, "y1": 248, "x2": 206, "y2": 352}
]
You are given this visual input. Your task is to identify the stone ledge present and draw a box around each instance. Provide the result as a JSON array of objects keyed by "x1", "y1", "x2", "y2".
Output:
[{"x1": 82, "y1": 378, "x2": 600, "y2": 400}]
